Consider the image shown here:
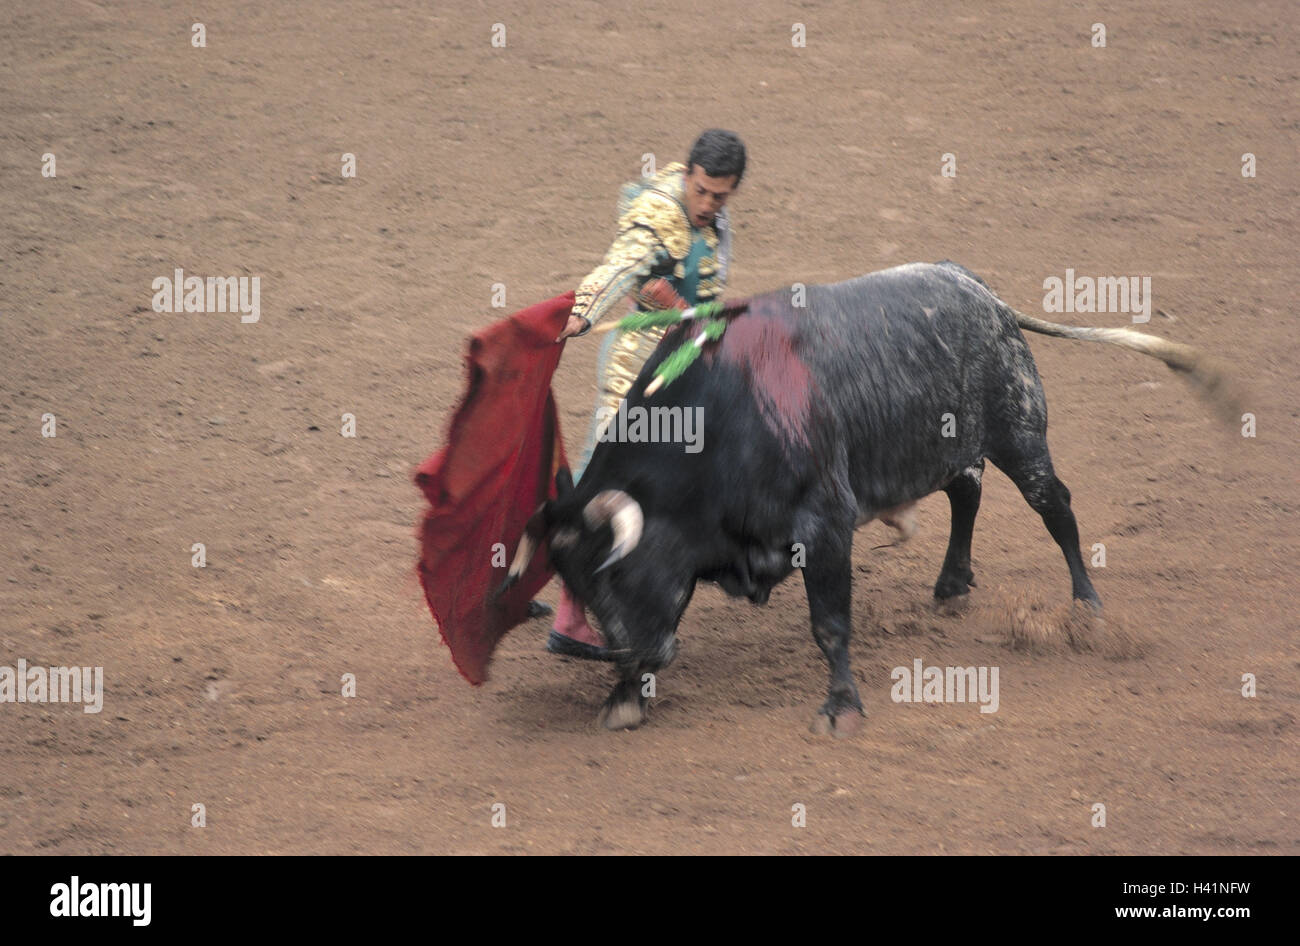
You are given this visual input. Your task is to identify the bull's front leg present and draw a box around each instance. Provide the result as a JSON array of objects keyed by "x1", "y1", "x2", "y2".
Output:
[
  {"x1": 596, "y1": 612, "x2": 682, "y2": 731},
  {"x1": 801, "y1": 529, "x2": 864, "y2": 738},
  {"x1": 597, "y1": 662, "x2": 654, "y2": 731}
]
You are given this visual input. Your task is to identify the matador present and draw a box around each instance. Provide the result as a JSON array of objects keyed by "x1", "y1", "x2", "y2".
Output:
[{"x1": 548, "y1": 129, "x2": 747, "y2": 659}]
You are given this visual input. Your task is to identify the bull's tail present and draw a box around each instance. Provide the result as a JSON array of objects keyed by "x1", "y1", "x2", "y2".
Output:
[{"x1": 1009, "y1": 308, "x2": 1245, "y2": 424}]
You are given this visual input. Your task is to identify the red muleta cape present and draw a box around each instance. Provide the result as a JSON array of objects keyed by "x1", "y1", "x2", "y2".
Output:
[{"x1": 415, "y1": 292, "x2": 573, "y2": 684}]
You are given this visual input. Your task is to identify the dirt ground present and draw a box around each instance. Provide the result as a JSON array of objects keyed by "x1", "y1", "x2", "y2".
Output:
[{"x1": 1, "y1": 0, "x2": 1296, "y2": 855}]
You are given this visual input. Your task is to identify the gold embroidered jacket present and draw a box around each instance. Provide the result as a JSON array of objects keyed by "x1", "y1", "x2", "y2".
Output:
[{"x1": 571, "y1": 162, "x2": 728, "y2": 329}]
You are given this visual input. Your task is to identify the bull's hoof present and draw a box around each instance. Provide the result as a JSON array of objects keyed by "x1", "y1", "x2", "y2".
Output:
[
  {"x1": 810, "y1": 696, "x2": 865, "y2": 739},
  {"x1": 1073, "y1": 592, "x2": 1103, "y2": 613},
  {"x1": 934, "y1": 569, "x2": 976, "y2": 600},
  {"x1": 598, "y1": 697, "x2": 647, "y2": 731},
  {"x1": 810, "y1": 710, "x2": 864, "y2": 739}
]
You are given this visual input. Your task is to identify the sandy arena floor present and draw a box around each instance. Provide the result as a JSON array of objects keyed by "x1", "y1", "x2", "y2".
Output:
[{"x1": 0, "y1": 0, "x2": 1296, "y2": 853}]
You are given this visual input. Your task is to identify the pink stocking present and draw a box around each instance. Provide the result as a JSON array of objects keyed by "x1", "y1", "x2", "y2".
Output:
[{"x1": 552, "y1": 584, "x2": 607, "y2": 647}]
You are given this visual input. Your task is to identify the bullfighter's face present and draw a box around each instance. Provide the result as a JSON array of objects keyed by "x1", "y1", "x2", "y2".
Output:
[{"x1": 683, "y1": 165, "x2": 738, "y2": 230}]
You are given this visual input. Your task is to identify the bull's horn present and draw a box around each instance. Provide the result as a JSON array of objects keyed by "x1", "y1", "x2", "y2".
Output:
[
  {"x1": 584, "y1": 490, "x2": 644, "y2": 572},
  {"x1": 500, "y1": 503, "x2": 549, "y2": 593}
]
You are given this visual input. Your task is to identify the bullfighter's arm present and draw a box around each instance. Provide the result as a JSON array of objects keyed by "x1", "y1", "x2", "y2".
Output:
[
  {"x1": 571, "y1": 184, "x2": 696, "y2": 333},
  {"x1": 570, "y1": 225, "x2": 668, "y2": 334}
]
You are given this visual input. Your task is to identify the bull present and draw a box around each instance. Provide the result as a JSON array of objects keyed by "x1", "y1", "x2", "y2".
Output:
[{"x1": 505, "y1": 262, "x2": 1231, "y2": 735}]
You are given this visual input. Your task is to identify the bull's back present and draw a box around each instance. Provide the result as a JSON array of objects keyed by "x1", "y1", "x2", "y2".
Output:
[
  {"x1": 611, "y1": 262, "x2": 1044, "y2": 530},
  {"x1": 779, "y1": 263, "x2": 1041, "y2": 513}
]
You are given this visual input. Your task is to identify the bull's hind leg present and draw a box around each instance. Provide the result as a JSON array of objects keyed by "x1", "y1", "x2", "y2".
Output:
[
  {"x1": 802, "y1": 528, "x2": 864, "y2": 737},
  {"x1": 994, "y1": 450, "x2": 1101, "y2": 609},
  {"x1": 935, "y1": 461, "x2": 984, "y2": 599}
]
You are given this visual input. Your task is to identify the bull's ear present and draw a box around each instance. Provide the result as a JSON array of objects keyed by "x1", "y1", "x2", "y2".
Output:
[{"x1": 556, "y1": 466, "x2": 574, "y2": 499}]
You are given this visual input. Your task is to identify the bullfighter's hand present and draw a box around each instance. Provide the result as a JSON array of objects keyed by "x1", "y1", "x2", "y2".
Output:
[{"x1": 556, "y1": 314, "x2": 591, "y2": 342}]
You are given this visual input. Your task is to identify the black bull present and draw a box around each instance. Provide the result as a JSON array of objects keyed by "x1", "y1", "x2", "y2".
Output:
[{"x1": 504, "y1": 261, "x2": 1230, "y2": 735}]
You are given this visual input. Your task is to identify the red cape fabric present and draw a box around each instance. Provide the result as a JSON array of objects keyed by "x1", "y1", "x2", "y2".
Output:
[{"x1": 415, "y1": 292, "x2": 574, "y2": 684}]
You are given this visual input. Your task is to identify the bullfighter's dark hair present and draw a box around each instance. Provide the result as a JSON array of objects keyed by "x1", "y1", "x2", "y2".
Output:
[{"x1": 688, "y1": 129, "x2": 746, "y2": 183}]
